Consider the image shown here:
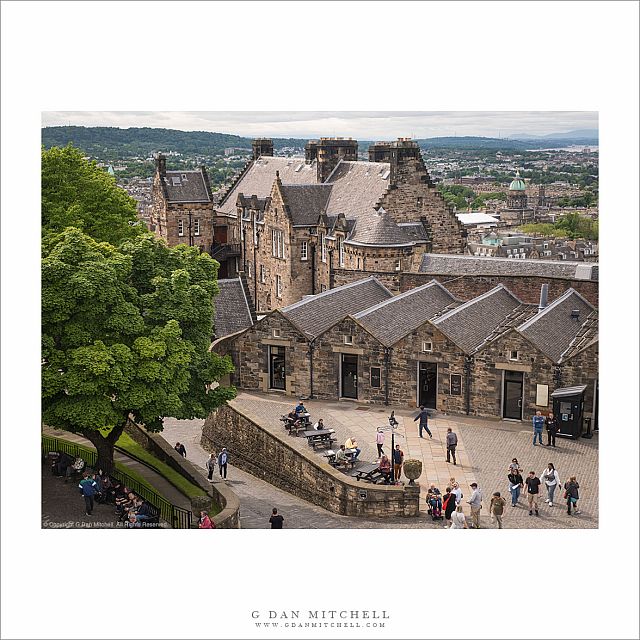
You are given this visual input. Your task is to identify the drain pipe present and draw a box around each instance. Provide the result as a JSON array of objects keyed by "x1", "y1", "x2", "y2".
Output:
[
  {"x1": 308, "y1": 340, "x2": 316, "y2": 399},
  {"x1": 464, "y1": 355, "x2": 473, "y2": 415},
  {"x1": 384, "y1": 347, "x2": 391, "y2": 406}
]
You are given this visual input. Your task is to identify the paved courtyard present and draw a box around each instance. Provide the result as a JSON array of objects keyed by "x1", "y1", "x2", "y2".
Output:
[{"x1": 163, "y1": 391, "x2": 598, "y2": 529}]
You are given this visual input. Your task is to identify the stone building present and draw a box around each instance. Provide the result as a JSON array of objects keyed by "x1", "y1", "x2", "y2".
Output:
[
  {"x1": 213, "y1": 137, "x2": 466, "y2": 312},
  {"x1": 500, "y1": 170, "x2": 537, "y2": 225},
  {"x1": 148, "y1": 153, "x2": 215, "y2": 255},
  {"x1": 213, "y1": 277, "x2": 598, "y2": 422}
]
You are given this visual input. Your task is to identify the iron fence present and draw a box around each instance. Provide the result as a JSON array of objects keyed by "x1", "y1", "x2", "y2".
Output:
[{"x1": 42, "y1": 435, "x2": 192, "y2": 529}]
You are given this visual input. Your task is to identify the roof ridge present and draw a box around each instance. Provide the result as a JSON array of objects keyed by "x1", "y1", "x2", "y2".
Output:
[{"x1": 433, "y1": 284, "x2": 521, "y2": 324}]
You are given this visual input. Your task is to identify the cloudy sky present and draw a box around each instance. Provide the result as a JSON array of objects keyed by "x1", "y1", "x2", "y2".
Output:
[{"x1": 41, "y1": 111, "x2": 598, "y2": 139}]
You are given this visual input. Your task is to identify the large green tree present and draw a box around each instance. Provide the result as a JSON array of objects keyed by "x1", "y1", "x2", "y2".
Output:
[
  {"x1": 42, "y1": 145, "x2": 143, "y2": 245},
  {"x1": 42, "y1": 228, "x2": 235, "y2": 472}
]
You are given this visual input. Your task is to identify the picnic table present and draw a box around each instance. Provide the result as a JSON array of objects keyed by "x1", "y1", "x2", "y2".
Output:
[
  {"x1": 287, "y1": 413, "x2": 312, "y2": 436},
  {"x1": 325, "y1": 448, "x2": 358, "y2": 469},
  {"x1": 350, "y1": 463, "x2": 384, "y2": 484},
  {"x1": 303, "y1": 429, "x2": 336, "y2": 450}
]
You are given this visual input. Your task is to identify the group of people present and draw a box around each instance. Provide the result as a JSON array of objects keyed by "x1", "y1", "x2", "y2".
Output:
[{"x1": 205, "y1": 448, "x2": 230, "y2": 481}]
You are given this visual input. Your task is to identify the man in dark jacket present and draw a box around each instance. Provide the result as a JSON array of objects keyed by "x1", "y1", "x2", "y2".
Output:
[
  {"x1": 546, "y1": 412, "x2": 559, "y2": 447},
  {"x1": 218, "y1": 448, "x2": 229, "y2": 479},
  {"x1": 446, "y1": 428, "x2": 458, "y2": 464},
  {"x1": 78, "y1": 473, "x2": 98, "y2": 516},
  {"x1": 413, "y1": 406, "x2": 432, "y2": 439}
]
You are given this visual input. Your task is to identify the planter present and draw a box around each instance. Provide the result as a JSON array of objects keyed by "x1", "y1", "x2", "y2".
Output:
[{"x1": 403, "y1": 459, "x2": 422, "y2": 485}]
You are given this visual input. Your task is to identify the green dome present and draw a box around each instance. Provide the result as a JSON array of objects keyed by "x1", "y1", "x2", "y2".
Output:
[{"x1": 509, "y1": 170, "x2": 526, "y2": 191}]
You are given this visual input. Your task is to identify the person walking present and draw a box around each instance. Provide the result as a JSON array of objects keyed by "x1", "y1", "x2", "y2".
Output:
[
  {"x1": 445, "y1": 427, "x2": 458, "y2": 464},
  {"x1": 541, "y1": 463, "x2": 560, "y2": 507},
  {"x1": 78, "y1": 472, "x2": 98, "y2": 516},
  {"x1": 508, "y1": 468, "x2": 524, "y2": 507},
  {"x1": 509, "y1": 458, "x2": 521, "y2": 473},
  {"x1": 532, "y1": 411, "x2": 545, "y2": 446},
  {"x1": 269, "y1": 508, "x2": 284, "y2": 529},
  {"x1": 564, "y1": 476, "x2": 581, "y2": 515},
  {"x1": 546, "y1": 412, "x2": 560, "y2": 447},
  {"x1": 174, "y1": 442, "x2": 187, "y2": 457},
  {"x1": 392, "y1": 444, "x2": 404, "y2": 483},
  {"x1": 449, "y1": 505, "x2": 468, "y2": 529},
  {"x1": 198, "y1": 511, "x2": 215, "y2": 529},
  {"x1": 525, "y1": 471, "x2": 541, "y2": 516},
  {"x1": 467, "y1": 482, "x2": 483, "y2": 529},
  {"x1": 413, "y1": 406, "x2": 432, "y2": 439},
  {"x1": 443, "y1": 487, "x2": 457, "y2": 528},
  {"x1": 218, "y1": 448, "x2": 229, "y2": 480},
  {"x1": 489, "y1": 492, "x2": 507, "y2": 529},
  {"x1": 206, "y1": 453, "x2": 217, "y2": 482},
  {"x1": 375, "y1": 428, "x2": 385, "y2": 457}
]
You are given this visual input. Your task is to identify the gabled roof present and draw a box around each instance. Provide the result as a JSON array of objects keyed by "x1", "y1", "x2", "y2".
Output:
[
  {"x1": 163, "y1": 170, "x2": 211, "y2": 203},
  {"x1": 325, "y1": 161, "x2": 390, "y2": 222},
  {"x1": 217, "y1": 157, "x2": 316, "y2": 216},
  {"x1": 354, "y1": 280, "x2": 459, "y2": 346},
  {"x1": 517, "y1": 289, "x2": 596, "y2": 363},
  {"x1": 280, "y1": 184, "x2": 332, "y2": 226},
  {"x1": 433, "y1": 285, "x2": 524, "y2": 354},
  {"x1": 347, "y1": 207, "x2": 424, "y2": 247},
  {"x1": 214, "y1": 278, "x2": 255, "y2": 339},
  {"x1": 419, "y1": 253, "x2": 599, "y2": 281},
  {"x1": 281, "y1": 277, "x2": 393, "y2": 339}
]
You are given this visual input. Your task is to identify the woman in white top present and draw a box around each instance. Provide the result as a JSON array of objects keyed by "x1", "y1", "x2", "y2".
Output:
[
  {"x1": 449, "y1": 505, "x2": 468, "y2": 529},
  {"x1": 451, "y1": 482, "x2": 463, "y2": 505},
  {"x1": 541, "y1": 462, "x2": 560, "y2": 506}
]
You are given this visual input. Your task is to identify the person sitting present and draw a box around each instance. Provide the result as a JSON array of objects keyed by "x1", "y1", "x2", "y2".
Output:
[
  {"x1": 174, "y1": 442, "x2": 187, "y2": 457},
  {"x1": 344, "y1": 437, "x2": 361, "y2": 459},
  {"x1": 117, "y1": 491, "x2": 137, "y2": 521},
  {"x1": 125, "y1": 512, "x2": 141, "y2": 528},
  {"x1": 378, "y1": 455, "x2": 392, "y2": 484},
  {"x1": 313, "y1": 418, "x2": 325, "y2": 431},
  {"x1": 294, "y1": 401, "x2": 306, "y2": 416},
  {"x1": 427, "y1": 483, "x2": 443, "y2": 517},
  {"x1": 54, "y1": 452, "x2": 74, "y2": 478},
  {"x1": 134, "y1": 499, "x2": 156, "y2": 523},
  {"x1": 199, "y1": 511, "x2": 215, "y2": 529},
  {"x1": 334, "y1": 445, "x2": 349, "y2": 468}
]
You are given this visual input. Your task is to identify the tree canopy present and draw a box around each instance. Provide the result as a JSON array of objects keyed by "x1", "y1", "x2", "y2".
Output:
[
  {"x1": 42, "y1": 145, "x2": 143, "y2": 246},
  {"x1": 42, "y1": 228, "x2": 235, "y2": 471}
]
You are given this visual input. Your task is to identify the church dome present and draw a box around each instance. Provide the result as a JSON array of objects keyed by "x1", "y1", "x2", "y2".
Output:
[{"x1": 509, "y1": 170, "x2": 526, "y2": 191}]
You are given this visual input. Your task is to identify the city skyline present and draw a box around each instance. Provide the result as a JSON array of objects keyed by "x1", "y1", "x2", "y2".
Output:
[{"x1": 42, "y1": 111, "x2": 598, "y2": 140}]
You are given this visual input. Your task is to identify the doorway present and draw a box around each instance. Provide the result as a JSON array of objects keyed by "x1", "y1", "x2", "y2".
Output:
[
  {"x1": 418, "y1": 362, "x2": 437, "y2": 409},
  {"x1": 269, "y1": 345, "x2": 286, "y2": 390},
  {"x1": 340, "y1": 354, "x2": 358, "y2": 399},
  {"x1": 502, "y1": 370, "x2": 524, "y2": 419}
]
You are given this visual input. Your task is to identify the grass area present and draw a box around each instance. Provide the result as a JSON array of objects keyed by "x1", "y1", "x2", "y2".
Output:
[
  {"x1": 114, "y1": 461, "x2": 156, "y2": 492},
  {"x1": 115, "y1": 433, "x2": 207, "y2": 500}
]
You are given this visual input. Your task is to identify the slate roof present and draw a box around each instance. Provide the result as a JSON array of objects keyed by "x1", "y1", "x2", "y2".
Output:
[
  {"x1": 217, "y1": 157, "x2": 316, "y2": 216},
  {"x1": 214, "y1": 278, "x2": 255, "y2": 339},
  {"x1": 348, "y1": 208, "x2": 419, "y2": 246},
  {"x1": 517, "y1": 289, "x2": 596, "y2": 363},
  {"x1": 280, "y1": 184, "x2": 332, "y2": 226},
  {"x1": 163, "y1": 170, "x2": 211, "y2": 203},
  {"x1": 325, "y1": 161, "x2": 390, "y2": 221},
  {"x1": 433, "y1": 285, "x2": 524, "y2": 353},
  {"x1": 419, "y1": 253, "x2": 599, "y2": 281},
  {"x1": 281, "y1": 277, "x2": 393, "y2": 339},
  {"x1": 354, "y1": 280, "x2": 459, "y2": 346}
]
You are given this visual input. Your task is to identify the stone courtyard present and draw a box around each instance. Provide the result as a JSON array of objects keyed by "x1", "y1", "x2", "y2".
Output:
[{"x1": 164, "y1": 391, "x2": 598, "y2": 529}]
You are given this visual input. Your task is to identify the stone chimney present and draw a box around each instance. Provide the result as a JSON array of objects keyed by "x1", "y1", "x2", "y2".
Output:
[
  {"x1": 538, "y1": 283, "x2": 549, "y2": 312},
  {"x1": 305, "y1": 140, "x2": 318, "y2": 163},
  {"x1": 389, "y1": 138, "x2": 422, "y2": 186},
  {"x1": 252, "y1": 138, "x2": 274, "y2": 160},
  {"x1": 155, "y1": 152, "x2": 166, "y2": 176},
  {"x1": 316, "y1": 137, "x2": 358, "y2": 183},
  {"x1": 368, "y1": 141, "x2": 393, "y2": 163}
]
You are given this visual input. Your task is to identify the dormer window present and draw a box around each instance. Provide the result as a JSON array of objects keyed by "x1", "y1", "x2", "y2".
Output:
[
  {"x1": 509, "y1": 350, "x2": 519, "y2": 361},
  {"x1": 344, "y1": 335, "x2": 353, "y2": 345},
  {"x1": 422, "y1": 341, "x2": 433, "y2": 352},
  {"x1": 272, "y1": 328, "x2": 281, "y2": 338}
]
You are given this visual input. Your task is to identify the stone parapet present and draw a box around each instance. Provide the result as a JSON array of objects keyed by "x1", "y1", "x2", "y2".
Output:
[{"x1": 201, "y1": 404, "x2": 420, "y2": 518}]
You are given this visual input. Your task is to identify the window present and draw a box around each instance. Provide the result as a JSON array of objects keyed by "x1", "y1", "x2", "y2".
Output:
[
  {"x1": 301, "y1": 240, "x2": 308, "y2": 261},
  {"x1": 178, "y1": 219, "x2": 184, "y2": 237},
  {"x1": 395, "y1": 259, "x2": 401, "y2": 271},
  {"x1": 417, "y1": 196, "x2": 423, "y2": 207},
  {"x1": 276, "y1": 274, "x2": 283, "y2": 298},
  {"x1": 320, "y1": 233, "x2": 326, "y2": 262},
  {"x1": 272, "y1": 328, "x2": 281, "y2": 338},
  {"x1": 320, "y1": 284, "x2": 327, "y2": 292},
  {"x1": 194, "y1": 219, "x2": 200, "y2": 236},
  {"x1": 370, "y1": 367, "x2": 381, "y2": 388},
  {"x1": 344, "y1": 335, "x2": 353, "y2": 345},
  {"x1": 357, "y1": 257, "x2": 361, "y2": 270},
  {"x1": 259, "y1": 265, "x2": 266, "y2": 283},
  {"x1": 246, "y1": 262, "x2": 252, "y2": 278},
  {"x1": 272, "y1": 230, "x2": 285, "y2": 259},
  {"x1": 338, "y1": 237, "x2": 345, "y2": 267},
  {"x1": 422, "y1": 341, "x2": 433, "y2": 352},
  {"x1": 509, "y1": 350, "x2": 519, "y2": 361}
]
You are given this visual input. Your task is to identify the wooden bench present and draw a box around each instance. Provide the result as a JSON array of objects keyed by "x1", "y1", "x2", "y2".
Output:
[{"x1": 350, "y1": 463, "x2": 384, "y2": 484}]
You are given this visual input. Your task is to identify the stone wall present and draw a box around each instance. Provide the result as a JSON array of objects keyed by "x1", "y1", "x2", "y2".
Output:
[
  {"x1": 124, "y1": 422, "x2": 240, "y2": 528},
  {"x1": 558, "y1": 341, "x2": 599, "y2": 417},
  {"x1": 201, "y1": 403, "x2": 420, "y2": 518},
  {"x1": 401, "y1": 273, "x2": 599, "y2": 307}
]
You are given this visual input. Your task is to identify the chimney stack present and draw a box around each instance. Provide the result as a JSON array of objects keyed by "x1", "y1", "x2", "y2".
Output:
[
  {"x1": 155, "y1": 152, "x2": 166, "y2": 176},
  {"x1": 252, "y1": 138, "x2": 274, "y2": 160},
  {"x1": 538, "y1": 283, "x2": 549, "y2": 312}
]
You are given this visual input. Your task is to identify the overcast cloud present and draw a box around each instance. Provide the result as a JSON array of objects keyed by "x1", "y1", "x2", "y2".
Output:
[{"x1": 42, "y1": 111, "x2": 598, "y2": 139}]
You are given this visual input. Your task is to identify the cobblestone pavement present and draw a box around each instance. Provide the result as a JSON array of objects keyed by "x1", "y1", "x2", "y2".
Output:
[{"x1": 164, "y1": 391, "x2": 598, "y2": 529}]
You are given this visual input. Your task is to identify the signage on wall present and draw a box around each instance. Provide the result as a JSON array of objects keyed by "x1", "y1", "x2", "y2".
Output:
[
  {"x1": 358, "y1": 490, "x2": 368, "y2": 500},
  {"x1": 450, "y1": 374, "x2": 462, "y2": 396}
]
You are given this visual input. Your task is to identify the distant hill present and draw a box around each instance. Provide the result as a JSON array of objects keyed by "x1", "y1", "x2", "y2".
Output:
[
  {"x1": 417, "y1": 136, "x2": 531, "y2": 150},
  {"x1": 511, "y1": 129, "x2": 598, "y2": 143}
]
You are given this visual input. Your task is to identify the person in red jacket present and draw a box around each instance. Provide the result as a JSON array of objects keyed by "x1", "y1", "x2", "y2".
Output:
[{"x1": 198, "y1": 511, "x2": 215, "y2": 529}]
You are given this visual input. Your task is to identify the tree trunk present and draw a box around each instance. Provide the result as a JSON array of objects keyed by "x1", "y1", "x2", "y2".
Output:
[{"x1": 84, "y1": 421, "x2": 126, "y2": 475}]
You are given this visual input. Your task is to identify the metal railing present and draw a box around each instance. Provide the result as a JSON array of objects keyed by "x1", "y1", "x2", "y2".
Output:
[{"x1": 42, "y1": 435, "x2": 192, "y2": 529}]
